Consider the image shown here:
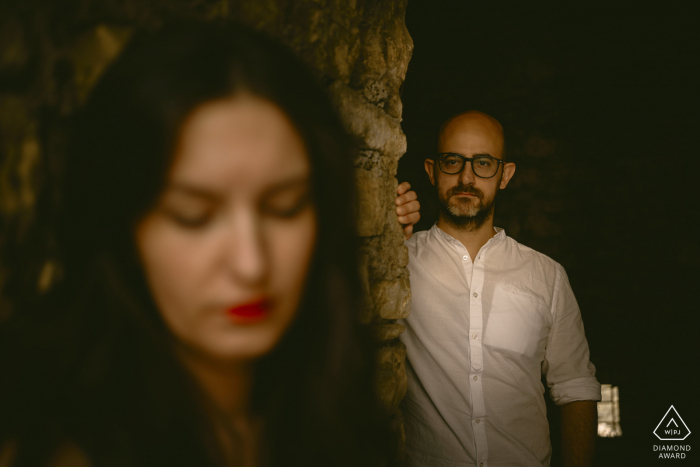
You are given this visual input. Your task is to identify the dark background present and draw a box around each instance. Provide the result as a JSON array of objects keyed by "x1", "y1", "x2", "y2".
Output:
[{"x1": 399, "y1": 1, "x2": 699, "y2": 465}]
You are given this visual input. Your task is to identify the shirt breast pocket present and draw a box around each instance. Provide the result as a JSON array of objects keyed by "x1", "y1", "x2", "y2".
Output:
[{"x1": 483, "y1": 285, "x2": 550, "y2": 358}]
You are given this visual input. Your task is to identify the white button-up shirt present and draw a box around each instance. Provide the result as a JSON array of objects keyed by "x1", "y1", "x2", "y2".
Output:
[{"x1": 399, "y1": 224, "x2": 601, "y2": 467}]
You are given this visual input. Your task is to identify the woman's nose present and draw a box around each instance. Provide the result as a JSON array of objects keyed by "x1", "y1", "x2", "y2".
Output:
[{"x1": 224, "y1": 210, "x2": 267, "y2": 286}]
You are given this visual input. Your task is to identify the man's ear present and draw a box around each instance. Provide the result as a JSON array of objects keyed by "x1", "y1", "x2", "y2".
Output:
[
  {"x1": 499, "y1": 162, "x2": 516, "y2": 189},
  {"x1": 424, "y1": 159, "x2": 436, "y2": 186}
]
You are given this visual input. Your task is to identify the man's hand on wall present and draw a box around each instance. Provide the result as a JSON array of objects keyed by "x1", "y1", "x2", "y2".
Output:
[{"x1": 395, "y1": 181, "x2": 421, "y2": 240}]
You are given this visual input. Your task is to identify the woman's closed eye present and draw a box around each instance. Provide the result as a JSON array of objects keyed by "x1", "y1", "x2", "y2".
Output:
[
  {"x1": 261, "y1": 185, "x2": 312, "y2": 219},
  {"x1": 164, "y1": 207, "x2": 214, "y2": 228},
  {"x1": 158, "y1": 183, "x2": 220, "y2": 229}
]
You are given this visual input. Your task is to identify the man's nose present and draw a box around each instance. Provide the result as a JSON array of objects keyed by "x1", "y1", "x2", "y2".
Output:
[
  {"x1": 224, "y1": 210, "x2": 267, "y2": 286},
  {"x1": 459, "y1": 160, "x2": 476, "y2": 184}
]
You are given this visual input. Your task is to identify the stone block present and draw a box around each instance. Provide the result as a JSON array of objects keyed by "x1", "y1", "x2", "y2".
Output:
[
  {"x1": 65, "y1": 25, "x2": 133, "y2": 105},
  {"x1": 370, "y1": 322, "x2": 405, "y2": 342},
  {"x1": 375, "y1": 341, "x2": 407, "y2": 414},
  {"x1": 362, "y1": 235, "x2": 408, "y2": 281},
  {"x1": 391, "y1": 409, "x2": 406, "y2": 460},
  {"x1": 327, "y1": 81, "x2": 406, "y2": 159},
  {"x1": 355, "y1": 167, "x2": 387, "y2": 237},
  {"x1": 370, "y1": 277, "x2": 410, "y2": 320},
  {"x1": 357, "y1": 252, "x2": 373, "y2": 325},
  {"x1": 0, "y1": 15, "x2": 29, "y2": 73}
]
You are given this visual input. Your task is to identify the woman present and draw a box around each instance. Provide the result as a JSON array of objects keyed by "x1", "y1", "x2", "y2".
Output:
[{"x1": 0, "y1": 21, "x2": 419, "y2": 467}]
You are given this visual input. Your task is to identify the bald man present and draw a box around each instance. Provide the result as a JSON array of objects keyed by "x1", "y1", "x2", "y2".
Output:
[{"x1": 396, "y1": 111, "x2": 600, "y2": 467}]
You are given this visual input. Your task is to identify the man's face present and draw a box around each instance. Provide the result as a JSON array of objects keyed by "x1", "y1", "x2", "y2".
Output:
[{"x1": 425, "y1": 113, "x2": 515, "y2": 229}]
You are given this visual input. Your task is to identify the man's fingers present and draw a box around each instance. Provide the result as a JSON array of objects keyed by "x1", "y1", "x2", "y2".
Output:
[
  {"x1": 397, "y1": 181, "x2": 411, "y2": 196},
  {"x1": 395, "y1": 184, "x2": 420, "y2": 231},
  {"x1": 395, "y1": 190, "x2": 418, "y2": 205},
  {"x1": 396, "y1": 200, "x2": 420, "y2": 216},
  {"x1": 398, "y1": 212, "x2": 420, "y2": 226}
]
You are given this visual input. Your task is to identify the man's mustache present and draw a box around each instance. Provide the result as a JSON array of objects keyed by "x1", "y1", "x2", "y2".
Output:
[{"x1": 449, "y1": 184, "x2": 483, "y2": 198}]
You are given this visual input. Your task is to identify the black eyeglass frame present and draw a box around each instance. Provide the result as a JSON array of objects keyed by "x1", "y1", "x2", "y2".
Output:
[{"x1": 435, "y1": 152, "x2": 505, "y2": 179}]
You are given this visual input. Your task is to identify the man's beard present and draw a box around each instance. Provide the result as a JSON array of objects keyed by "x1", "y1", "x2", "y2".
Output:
[{"x1": 437, "y1": 182, "x2": 498, "y2": 231}]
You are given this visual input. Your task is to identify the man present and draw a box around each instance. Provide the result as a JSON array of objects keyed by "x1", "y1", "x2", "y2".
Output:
[{"x1": 395, "y1": 111, "x2": 600, "y2": 467}]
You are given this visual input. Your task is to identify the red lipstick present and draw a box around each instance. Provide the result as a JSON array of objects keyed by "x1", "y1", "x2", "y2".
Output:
[{"x1": 227, "y1": 299, "x2": 270, "y2": 322}]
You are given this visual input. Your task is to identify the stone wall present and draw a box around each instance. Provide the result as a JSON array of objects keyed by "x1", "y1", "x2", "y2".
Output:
[{"x1": 0, "y1": 0, "x2": 413, "y2": 458}]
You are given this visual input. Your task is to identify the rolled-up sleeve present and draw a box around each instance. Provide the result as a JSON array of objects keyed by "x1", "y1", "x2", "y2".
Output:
[{"x1": 543, "y1": 264, "x2": 601, "y2": 405}]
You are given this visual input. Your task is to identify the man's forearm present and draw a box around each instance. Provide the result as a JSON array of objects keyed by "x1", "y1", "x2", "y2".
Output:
[{"x1": 560, "y1": 400, "x2": 597, "y2": 467}]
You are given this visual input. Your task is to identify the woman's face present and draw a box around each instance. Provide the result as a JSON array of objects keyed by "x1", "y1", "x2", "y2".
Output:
[{"x1": 136, "y1": 95, "x2": 317, "y2": 362}]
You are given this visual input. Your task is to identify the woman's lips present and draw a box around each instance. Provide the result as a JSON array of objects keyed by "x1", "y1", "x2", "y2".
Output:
[{"x1": 227, "y1": 299, "x2": 270, "y2": 322}]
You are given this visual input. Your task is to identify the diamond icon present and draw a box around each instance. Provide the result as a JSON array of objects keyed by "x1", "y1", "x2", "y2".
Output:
[{"x1": 654, "y1": 405, "x2": 691, "y2": 441}]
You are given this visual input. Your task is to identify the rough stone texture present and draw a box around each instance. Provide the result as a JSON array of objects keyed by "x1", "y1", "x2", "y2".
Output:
[
  {"x1": 375, "y1": 341, "x2": 407, "y2": 415},
  {"x1": 371, "y1": 277, "x2": 411, "y2": 320},
  {"x1": 370, "y1": 322, "x2": 405, "y2": 342},
  {"x1": 0, "y1": 0, "x2": 413, "y2": 458}
]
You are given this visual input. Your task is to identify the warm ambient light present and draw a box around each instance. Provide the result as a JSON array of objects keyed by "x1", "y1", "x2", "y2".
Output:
[{"x1": 597, "y1": 384, "x2": 622, "y2": 437}]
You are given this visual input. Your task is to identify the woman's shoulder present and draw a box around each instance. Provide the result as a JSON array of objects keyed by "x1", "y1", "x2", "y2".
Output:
[
  {"x1": 0, "y1": 440, "x2": 91, "y2": 467},
  {"x1": 0, "y1": 441, "x2": 15, "y2": 467},
  {"x1": 49, "y1": 443, "x2": 92, "y2": 467}
]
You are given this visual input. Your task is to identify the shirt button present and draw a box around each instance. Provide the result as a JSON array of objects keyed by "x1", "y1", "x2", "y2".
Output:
[
  {"x1": 480, "y1": 463, "x2": 484, "y2": 467},
  {"x1": 473, "y1": 292, "x2": 478, "y2": 298},
  {"x1": 475, "y1": 419, "x2": 481, "y2": 424},
  {"x1": 462, "y1": 255, "x2": 468, "y2": 261},
  {"x1": 471, "y1": 333, "x2": 478, "y2": 339},
  {"x1": 473, "y1": 375, "x2": 478, "y2": 381},
  {"x1": 473, "y1": 364, "x2": 482, "y2": 371}
]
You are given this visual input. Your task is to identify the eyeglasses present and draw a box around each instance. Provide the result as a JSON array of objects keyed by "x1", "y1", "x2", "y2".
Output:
[{"x1": 436, "y1": 152, "x2": 504, "y2": 179}]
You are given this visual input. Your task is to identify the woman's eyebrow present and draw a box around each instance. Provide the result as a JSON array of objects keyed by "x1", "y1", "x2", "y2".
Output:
[
  {"x1": 262, "y1": 176, "x2": 311, "y2": 197},
  {"x1": 166, "y1": 176, "x2": 310, "y2": 200},
  {"x1": 166, "y1": 183, "x2": 222, "y2": 202}
]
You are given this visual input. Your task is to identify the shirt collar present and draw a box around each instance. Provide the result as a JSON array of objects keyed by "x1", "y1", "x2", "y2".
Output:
[{"x1": 430, "y1": 223, "x2": 506, "y2": 254}]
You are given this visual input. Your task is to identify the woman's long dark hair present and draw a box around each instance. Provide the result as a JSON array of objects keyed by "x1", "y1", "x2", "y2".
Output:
[{"x1": 0, "y1": 21, "x2": 390, "y2": 467}]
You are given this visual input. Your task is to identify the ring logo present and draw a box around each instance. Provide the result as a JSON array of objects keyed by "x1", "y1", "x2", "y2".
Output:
[{"x1": 654, "y1": 405, "x2": 691, "y2": 441}]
